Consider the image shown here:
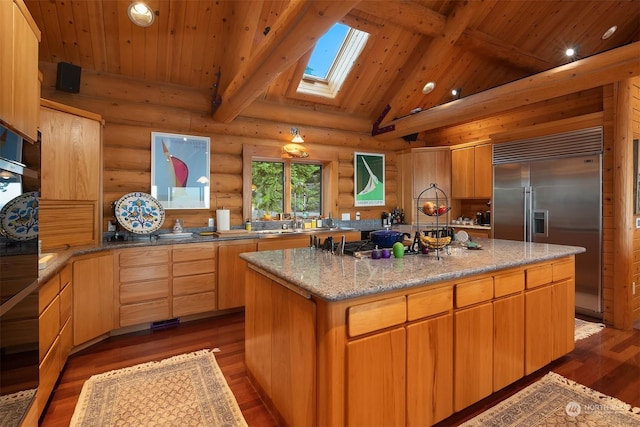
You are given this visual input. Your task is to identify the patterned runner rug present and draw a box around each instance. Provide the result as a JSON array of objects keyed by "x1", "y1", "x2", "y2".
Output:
[
  {"x1": 461, "y1": 372, "x2": 640, "y2": 426},
  {"x1": 574, "y1": 318, "x2": 605, "y2": 341},
  {"x1": 70, "y1": 349, "x2": 247, "y2": 427}
]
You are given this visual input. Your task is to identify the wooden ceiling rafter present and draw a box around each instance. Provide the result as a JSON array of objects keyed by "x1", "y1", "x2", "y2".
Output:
[
  {"x1": 377, "y1": 0, "x2": 499, "y2": 126},
  {"x1": 353, "y1": 0, "x2": 446, "y2": 38},
  {"x1": 212, "y1": 0, "x2": 362, "y2": 124}
]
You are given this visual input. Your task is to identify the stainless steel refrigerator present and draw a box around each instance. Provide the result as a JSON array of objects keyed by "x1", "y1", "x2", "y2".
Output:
[{"x1": 493, "y1": 133, "x2": 603, "y2": 318}]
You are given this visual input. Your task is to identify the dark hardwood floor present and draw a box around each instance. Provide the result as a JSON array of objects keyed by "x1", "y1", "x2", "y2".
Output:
[{"x1": 40, "y1": 312, "x2": 640, "y2": 426}]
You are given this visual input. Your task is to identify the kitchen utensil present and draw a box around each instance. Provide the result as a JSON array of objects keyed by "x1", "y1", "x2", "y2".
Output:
[{"x1": 370, "y1": 229, "x2": 408, "y2": 248}]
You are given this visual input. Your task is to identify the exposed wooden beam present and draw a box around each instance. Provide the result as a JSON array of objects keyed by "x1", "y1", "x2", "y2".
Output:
[
  {"x1": 374, "y1": 42, "x2": 640, "y2": 140},
  {"x1": 455, "y1": 28, "x2": 554, "y2": 73},
  {"x1": 380, "y1": 0, "x2": 497, "y2": 124},
  {"x1": 353, "y1": 0, "x2": 445, "y2": 37},
  {"x1": 212, "y1": 0, "x2": 361, "y2": 124}
]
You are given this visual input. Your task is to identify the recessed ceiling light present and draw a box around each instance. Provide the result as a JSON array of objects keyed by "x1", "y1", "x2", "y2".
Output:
[
  {"x1": 602, "y1": 25, "x2": 617, "y2": 40},
  {"x1": 128, "y1": 2, "x2": 155, "y2": 27},
  {"x1": 451, "y1": 88, "x2": 461, "y2": 99},
  {"x1": 422, "y1": 81, "x2": 436, "y2": 94},
  {"x1": 565, "y1": 48, "x2": 576, "y2": 57}
]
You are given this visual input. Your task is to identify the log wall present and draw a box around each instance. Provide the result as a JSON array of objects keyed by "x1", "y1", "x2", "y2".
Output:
[{"x1": 38, "y1": 62, "x2": 406, "y2": 230}]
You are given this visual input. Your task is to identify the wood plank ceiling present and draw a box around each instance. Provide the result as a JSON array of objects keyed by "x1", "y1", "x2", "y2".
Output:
[{"x1": 24, "y1": 0, "x2": 640, "y2": 137}]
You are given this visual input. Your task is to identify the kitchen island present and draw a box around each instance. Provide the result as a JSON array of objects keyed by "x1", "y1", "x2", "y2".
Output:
[{"x1": 240, "y1": 238, "x2": 585, "y2": 427}]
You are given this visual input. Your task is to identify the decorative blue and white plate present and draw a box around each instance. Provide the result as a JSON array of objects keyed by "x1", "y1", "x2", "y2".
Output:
[
  {"x1": 0, "y1": 191, "x2": 39, "y2": 240},
  {"x1": 114, "y1": 192, "x2": 165, "y2": 234}
]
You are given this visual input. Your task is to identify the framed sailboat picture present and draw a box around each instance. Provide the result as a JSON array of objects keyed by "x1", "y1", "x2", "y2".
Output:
[
  {"x1": 151, "y1": 132, "x2": 210, "y2": 209},
  {"x1": 354, "y1": 152, "x2": 385, "y2": 207}
]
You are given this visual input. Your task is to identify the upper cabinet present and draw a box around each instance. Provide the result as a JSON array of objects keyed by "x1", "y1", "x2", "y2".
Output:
[
  {"x1": 451, "y1": 143, "x2": 492, "y2": 199},
  {"x1": 0, "y1": 0, "x2": 40, "y2": 141},
  {"x1": 39, "y1": 100, "x2": 103, "y2": 250},
  {"x1": 398, "y1": 148, "x2": 451, "y2": 225}
]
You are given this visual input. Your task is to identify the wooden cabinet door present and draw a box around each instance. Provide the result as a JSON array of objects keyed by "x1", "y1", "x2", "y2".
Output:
[
  {"x1": 474, "y1": 144, "x2": 492, "y2": 198},
  {"x1": 40, "y1": 107, "x2": 101, "y2": 201},
  {"x1": 257, "y1": 236, "x2": 308, "y2": 251},
  {"x1": 551, "y1": 278, "x2": 575, "y2": 359},
  {"x1": 0, "y1": 0, "x2": 13, "y2": 124},
  {"x1": 493, "y1": 294, "x2": 524, "y2": 391},
  {"x1": 451, "y1": 147, "x2": 474, "y2": 198},
  {"x1": 347, "y1": 328, "x2": 406, "y2": 427},
  {"x1": 12, "y1": 1, "x2": 40, "y2": 141},
  {"x1": 454, "y1": 302, "x2": 493, "y2": 411},
  {"x1": 73, "y1": 253, "x2": 114, "y2": 346},
  {"x1": 524, "y1": 285, "x2": 552, "y2": 374},
  {"x1": 407, "y1": 314, "x2": 453, "y2": 426},
  {"x1": 217, "y1": 240, "x2": 256, "y2": 309}
]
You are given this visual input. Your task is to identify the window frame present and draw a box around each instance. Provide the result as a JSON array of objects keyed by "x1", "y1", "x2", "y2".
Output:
[{"x1": 242, "y1": 145, "x2": 339, "y2": 221}]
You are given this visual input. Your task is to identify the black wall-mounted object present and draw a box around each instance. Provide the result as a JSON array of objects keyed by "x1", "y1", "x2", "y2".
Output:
[
  {"x1": 402, "y1": 133, "x2": 418, "y2": 142},
  {"x1": 56, "y1": 62, "x2": 81, "y2": 93}
]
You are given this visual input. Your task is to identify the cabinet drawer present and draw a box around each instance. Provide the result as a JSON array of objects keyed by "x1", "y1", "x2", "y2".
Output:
[
  {"x1": 456, "y1": 277, "x2": 494, "y2": 308},
  {"x1": 59, "y1": 282, "x2": 72, "y2": 324},
  {"x1": 525, "y1": 264, "x2": 552, "y2": 289},
  {"x1": 118, "y1": 248, "x2": 170, "y2": 267},
  {"x1": 119, "y1": 264, "x2": 169, "y2": 283},
  {"x1": 553, "y1": 258, "x2": 574, "y2": 282},
  {"x1": 173, "y1": 259, "x2": 215, "y2": 277},
  {"x1": 174, "y1": 274, "x2": 215, "y2": 296},
  {"x1": 119, "y1": 300, "x2": 170, "y2": 327},
  {"x1": 173, "y1": 291, "x2": 216, "y2": 317},
  {"x1": 38, "y1": 336, "x2": 60, "y2": 415},
  {"x1": 494, "y1": 270, "x2": 524, "y2": 298},
  {"x1": 119, "y1": 279, "x2": 169, "y2": 304},
  {"x1": 59, "y1": 317, "x2": 73, "y2": 370},
  {"x1": 348, "y1": 296, "x2": 406, "y2": 337},
  {"x1": 172, "y1": 243, "x2": 216, "y2": 262},
  {"x1": 407, "y1": 286, "x2": 453, "y2": 321},
  {"x1": 60, "y1": 264, "x2": 72, "y2": 287},
  {"x1": 39, "y1": 274, "x2": 60, "y2": 314},
  {"x1": 39, "y1": 295, "x2": 60, "y2": 361}
]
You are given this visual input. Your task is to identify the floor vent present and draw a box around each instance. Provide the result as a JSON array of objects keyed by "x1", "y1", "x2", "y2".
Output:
[{"x1": 151, "y1": 318, "x2": 180, "y2": 330}]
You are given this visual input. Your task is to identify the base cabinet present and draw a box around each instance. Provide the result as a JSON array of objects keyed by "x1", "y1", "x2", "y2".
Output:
[
  {"x1": 407, "y1": 314, "x2": 453, "y2": 426},
  {"x1": 454, "y1": 302, "x2": 494, "y2": 411},
  {"x1": 73, "y1": 253, "x2": 113, "y2": 346},
  {"x1": 218, "y1": 240, "x2": 257, "y2": 310},
  {"x1": 347, "y1": 328, "x2": 406, "y2": 427},
  {"x1": 245, "y1": 256, "x2": 576, "y2": 427},
  {"x1": 37, "y1": 264, "x2": 72, "y2": 416}
]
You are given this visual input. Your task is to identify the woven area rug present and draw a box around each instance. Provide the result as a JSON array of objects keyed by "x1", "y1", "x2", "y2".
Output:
[
  {"x1": 461, "y1": 372, "x2": 640, "y2": 426},
  {"x1": 70, "y1": 349, "x2": 248, "y2": 427},
  {"x1": 575, "y1": 318, "x2": 605, "y2": 341},
  {"x1": 0, "y1": 388, "x2": 36, "y2": 427}
]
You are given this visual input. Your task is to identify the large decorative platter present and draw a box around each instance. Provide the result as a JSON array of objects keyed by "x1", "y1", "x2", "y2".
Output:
[
  {"x1": 0, "y1": 191, "x2": 39, "y2": 241},
  {"x1": 114, "y1": 192, "x2": 165, "y2": 234}
]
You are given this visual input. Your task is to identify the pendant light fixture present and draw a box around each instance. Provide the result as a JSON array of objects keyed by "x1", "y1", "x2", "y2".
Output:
[
  {"x1": 128, "y1": 2, "x2": 155, "y2": 27},
  {"x1": 283, "y1": 127, "x2": 308, "y2": 158}
]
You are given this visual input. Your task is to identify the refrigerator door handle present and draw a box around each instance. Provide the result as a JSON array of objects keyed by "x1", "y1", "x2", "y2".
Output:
[{"x1": 524, "y1": 186, "x2": 534, "y2": 242}]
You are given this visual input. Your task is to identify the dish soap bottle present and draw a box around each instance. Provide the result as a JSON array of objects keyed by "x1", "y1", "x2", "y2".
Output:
[{"x1": 245, "y1": 219, "x2": 252, "y2": 231}]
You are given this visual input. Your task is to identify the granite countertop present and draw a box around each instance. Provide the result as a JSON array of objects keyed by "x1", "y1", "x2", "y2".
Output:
[
  {"x1": 36, "y1": 227, "x2": 360, "y2": 282},
  {"x1": 240, "y1": 238, "x2": 585, "y2": 302}
]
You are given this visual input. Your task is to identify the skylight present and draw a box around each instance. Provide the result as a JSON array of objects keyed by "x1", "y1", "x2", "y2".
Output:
[
  {"x1": 304, "y1": 24, "x2": 350, "y2": 80},
  {"x1": 297, "y1": 23, "x2": 369, "y2": 99}
]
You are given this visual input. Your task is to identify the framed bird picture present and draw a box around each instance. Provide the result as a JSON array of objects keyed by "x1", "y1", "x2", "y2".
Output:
[
  {"x1": 151, "y1": 132, "x2": 210, "y2": 209},
  {"x1": 354, "y1": 152, "x2": 385, "y2": 207}
]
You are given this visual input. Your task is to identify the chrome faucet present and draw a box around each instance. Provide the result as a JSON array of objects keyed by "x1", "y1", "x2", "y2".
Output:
[{"x1": 292, "y1": 193, "x2": 299, "y2": 229}]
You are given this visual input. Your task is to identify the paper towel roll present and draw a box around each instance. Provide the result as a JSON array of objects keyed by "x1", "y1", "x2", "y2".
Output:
[{"x1": 216, "y1": 209, "x2": 230, "y2": 231}]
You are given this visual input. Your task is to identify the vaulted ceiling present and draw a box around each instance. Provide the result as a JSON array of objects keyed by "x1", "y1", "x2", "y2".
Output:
[{"x1": 24, "y1": 0, "x2": 640, "y2": 137}]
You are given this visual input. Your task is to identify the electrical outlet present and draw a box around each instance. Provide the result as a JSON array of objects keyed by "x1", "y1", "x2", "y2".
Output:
[
  {"x1": 633, "y1": 282, "x2": 636, "y2": 295},
  {"x1": 636, "y1": 218, "x2": 640, "y2": 229}
]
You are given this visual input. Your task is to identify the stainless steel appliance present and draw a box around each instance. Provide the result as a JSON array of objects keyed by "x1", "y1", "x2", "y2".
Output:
[
  {"x1": 492, "y1": 127, "x2": 603, "y2": 318},
  {"x1": 0, "y1": 124, "x2": 40, "y2": 425}
]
